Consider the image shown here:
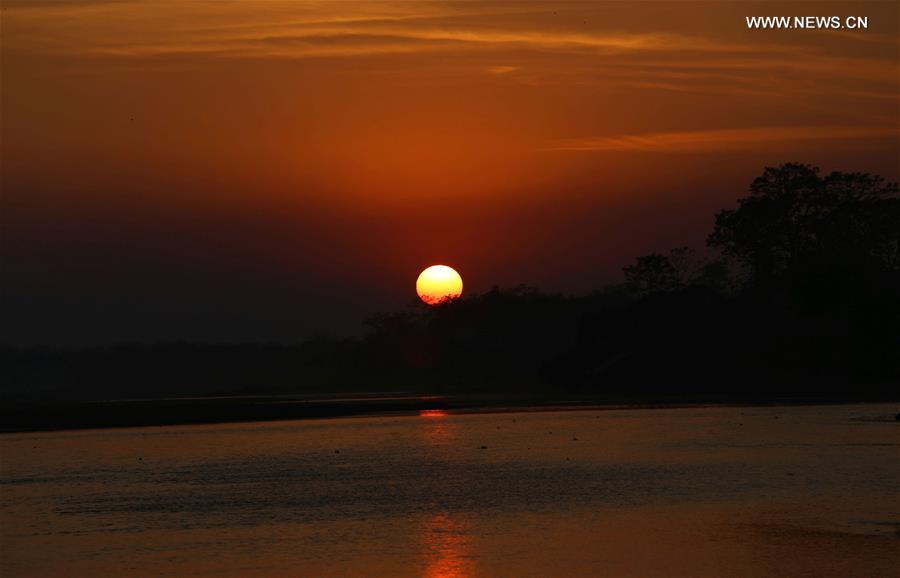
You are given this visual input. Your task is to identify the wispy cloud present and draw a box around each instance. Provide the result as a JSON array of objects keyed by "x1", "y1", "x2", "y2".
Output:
[
  {"x1": 547, "y1": 126, "x2": 900, "y2": 153},
  {"x1": 487, "y1": 65, "x2": 519, "y2": 75},
  {"x1": 4, "y1": 1, "x2": 896, "y2": 108},
  {"x1": 0, "y1": 1, "x2": 807, "y2": 60}
]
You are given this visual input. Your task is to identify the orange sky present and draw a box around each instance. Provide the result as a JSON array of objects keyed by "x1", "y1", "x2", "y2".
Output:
[{"x1": 2, "y1": 1, "x2": 898, "y2": 344}]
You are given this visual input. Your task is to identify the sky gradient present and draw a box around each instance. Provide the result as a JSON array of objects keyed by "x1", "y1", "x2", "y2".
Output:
[{"x1": 2, "y1": 0, "x2": 898, "y2": 345}]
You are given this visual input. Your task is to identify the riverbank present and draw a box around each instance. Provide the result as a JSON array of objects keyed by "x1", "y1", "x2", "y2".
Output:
[{"x1": 2, "y1": 391, "x2": 897, "y2": 434}]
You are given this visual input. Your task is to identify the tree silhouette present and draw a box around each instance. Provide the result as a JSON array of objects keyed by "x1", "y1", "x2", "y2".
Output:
[
  {"x1": 622, "y1": 246, "x2": 705, "y2": 296},
  {"x1": 622, "y1": 252, "x2": 681, "y2": 295},
  {"x1": 707, "y1": 163, "x2": 900, "y2": 297},
  {"x1": 3, "y1": 162, "x2": 898, "y2": 418}
]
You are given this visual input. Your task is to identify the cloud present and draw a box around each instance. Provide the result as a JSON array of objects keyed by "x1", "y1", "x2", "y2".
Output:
[
  {"x1": 546, "y1": 125, "x2": 900, "y2": 153},
  {"x1": 5, "y1": 1, "x2": 896, "y2": 107},
  {"x1": 1, "y1": 1, "x2": 798, "y2": 60}
]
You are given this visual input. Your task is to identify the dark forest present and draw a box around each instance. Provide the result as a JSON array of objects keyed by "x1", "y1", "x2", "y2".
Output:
[{"x1": 4, "y1": 164, "x2": 898, "y2": 413}]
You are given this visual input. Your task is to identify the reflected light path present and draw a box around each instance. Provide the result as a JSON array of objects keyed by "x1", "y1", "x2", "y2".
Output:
[
  {"x1": 421, "y1": 513, "x2": 474, "y2": 578},
  {"x1": 418, "y1": 408, "x2": 474, "y2": 577},
  {"x1": 418, "y1": 409, "x2": 456, "y2": 447}
]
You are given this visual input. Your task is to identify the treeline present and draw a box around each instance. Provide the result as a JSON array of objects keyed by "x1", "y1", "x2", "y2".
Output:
[{"x1": 3, "y1": 163, "x2": 899, "y2": 403}]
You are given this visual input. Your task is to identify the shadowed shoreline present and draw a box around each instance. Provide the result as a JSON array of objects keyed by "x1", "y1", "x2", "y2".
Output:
[{"x1": 3, "y1": 392, "x2": 897, "y2": 434}]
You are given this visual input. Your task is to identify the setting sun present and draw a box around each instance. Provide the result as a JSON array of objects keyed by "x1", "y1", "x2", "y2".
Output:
[{"x1": 416, "y1": 265, "x2": 463, "y2": 306}]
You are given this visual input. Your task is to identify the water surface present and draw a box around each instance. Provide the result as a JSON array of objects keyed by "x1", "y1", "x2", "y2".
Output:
[{"x1": 2, "y1": 404, "x2": 898, "y2": 576}]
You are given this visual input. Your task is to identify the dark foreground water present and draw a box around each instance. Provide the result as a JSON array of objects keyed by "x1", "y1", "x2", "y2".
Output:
[{"x1": 1, "y1": 404, "x2": 898, "y2": 577}]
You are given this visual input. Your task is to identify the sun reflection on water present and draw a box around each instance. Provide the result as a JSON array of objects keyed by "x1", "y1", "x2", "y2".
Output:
[
  {"x1": 417, "y1": 408, "x2": 474, "y2": 576},
  {"x1": 419, "y1": 409, "x2": 456, "y2": 447},
  {"x1": 421, "y1": 513, "x2": 474, "y2": 578}
]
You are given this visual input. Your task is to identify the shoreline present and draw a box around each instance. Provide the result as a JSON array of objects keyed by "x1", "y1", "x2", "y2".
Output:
[{"x1": 2, "y1": 392, "x2": 897, "y2": 435}]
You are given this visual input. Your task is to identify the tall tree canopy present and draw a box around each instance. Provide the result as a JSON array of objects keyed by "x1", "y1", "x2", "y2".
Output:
[{"x1": 707, "y1": 163, "x2": 899, "y2": 296}]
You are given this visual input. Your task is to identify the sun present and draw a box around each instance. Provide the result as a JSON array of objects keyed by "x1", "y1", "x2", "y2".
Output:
[{"x1": 416, "y1": 265, "x2": 463, "y2": 306}]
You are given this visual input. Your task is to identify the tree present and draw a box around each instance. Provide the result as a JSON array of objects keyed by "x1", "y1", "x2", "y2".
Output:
[
  {"x1": 623, "y1": 253, "x2": 680, "y2": 296},
  {"x1": 707, "y1": 163, "x2": 900, "y2": 293},
  {"x1": 622, "y1": 247, "x2": 701, "y2": 296}
]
